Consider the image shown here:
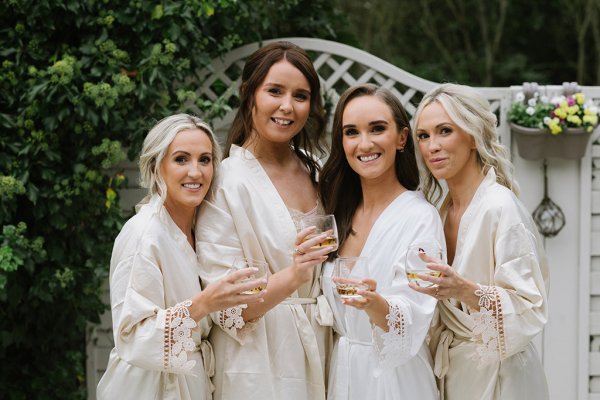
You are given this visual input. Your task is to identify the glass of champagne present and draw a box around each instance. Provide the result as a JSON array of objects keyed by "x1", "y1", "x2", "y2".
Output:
[
  {"x1": 298, "y1": 214, "x2": 339, "y2": 250},
  {"x1": 405, "y1": 240, "x2": 445, "y2": 288},
  {"x1": 231, "y1": 258, "x2": 268, "y2": 294},
  {"x1": 332, "y1": 256, "x2": 369, "y2": 299}
]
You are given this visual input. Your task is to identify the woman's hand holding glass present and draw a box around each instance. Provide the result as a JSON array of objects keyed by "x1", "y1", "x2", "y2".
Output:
[
  {"x1": 406, "y1": 241, "x2": 476, "y2": 303},
  {"x1": 193, "y1": 265, "x2": 267, "y2": 319},
  {"x1": 298, "y1": 214, "x2": 339, "y2": 251},
  {"x1": 332, "y1": 257, "x2": 378, "y2": 308},
  {"x1": 292, "y1": 222, "x2": 337, "y2": 284}
]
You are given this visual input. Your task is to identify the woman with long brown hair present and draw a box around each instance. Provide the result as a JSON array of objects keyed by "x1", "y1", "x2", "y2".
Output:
[
  {"x1": 196, "y1": 41, "x2": 335, "y2": 400},
  {"x1": 320, "y1": 84, "x2": 443, "y2": 399}
]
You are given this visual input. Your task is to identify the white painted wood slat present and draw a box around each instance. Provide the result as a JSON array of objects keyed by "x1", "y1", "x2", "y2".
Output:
[
  {"x1": 591, "y1": 272, "x2": 600, "y2": 294},
  {"x1": 594, "y1": 232, "x2": 600, "y2": 256},
  {"x1": 592, "y1": 352, "x2": 600, "y2": 375}
]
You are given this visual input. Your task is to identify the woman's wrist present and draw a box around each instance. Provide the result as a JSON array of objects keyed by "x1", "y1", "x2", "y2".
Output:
[
  {"x1": 459, "y1": 278, "x2": 482, "y2": 311},
  {"x1": 367, "y1": 293, "x2": 391, "y2": 330},
  {"x1": 189, "y1": 292, "x2": 211, "y2": 322}
]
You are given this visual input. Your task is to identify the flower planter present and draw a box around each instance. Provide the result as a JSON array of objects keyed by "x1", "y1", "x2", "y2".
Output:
[{"x1": 510, "y1": 122, "x2": 592, "y2": 160}]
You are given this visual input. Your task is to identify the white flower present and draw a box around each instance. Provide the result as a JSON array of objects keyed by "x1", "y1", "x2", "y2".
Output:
[
  {"x1": 515, "y1": 92, "x2": 525, "y2": 102},
  {"x1": 543, "y1": 117, "x2": 551, "y2": 124},
  {"x1": 540, "y1": 96, "x2": 549, "y2": 104},
  {"x1": 589, "y1": 106, "x2": 598, "y2": 115},
  {"x1": 551, "y1": 95, "x2": 565, "y2": 105},
  {"x1": 526, "y1": 106, "x2": 535, "y2": 115},
  {"x1": 527, "y1": 98, "x2": 537, "y2": 107}
]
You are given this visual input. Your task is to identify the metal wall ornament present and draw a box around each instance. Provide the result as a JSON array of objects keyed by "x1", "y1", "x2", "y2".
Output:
[{"x1": 532, "y1": 160, "x2": 566, "y2": 238}]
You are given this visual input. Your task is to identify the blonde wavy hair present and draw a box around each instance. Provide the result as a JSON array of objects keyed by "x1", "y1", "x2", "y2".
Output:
[
  {"x1": 413, "y1": 83, "x2": 518, "y2": 205},
  {"x1": 139, "y1": 114, "x2": 222, "y2": 200}
]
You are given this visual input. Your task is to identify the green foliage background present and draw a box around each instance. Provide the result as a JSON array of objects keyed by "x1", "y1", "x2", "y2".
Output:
[
  {"x1": 0, "y1": 1, "x2": 344, "y2": 398},
  {"x1": 337, "y1": 0, "x2": 600, "y2": 87}
]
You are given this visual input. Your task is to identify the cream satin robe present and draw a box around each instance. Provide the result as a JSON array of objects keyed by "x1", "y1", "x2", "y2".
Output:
[
  {"x1": 430, "y1": 168, "x2": 550, "y2": 400},
  {"x1": 323, "y1": 191, "x2": 443, "y2": 400},
  {"x1": 97, "y1": 195, "x2": 214, "y2": 400},
  {"x1": 196, "y1": 145, "x2": 333, "y2": 400}
]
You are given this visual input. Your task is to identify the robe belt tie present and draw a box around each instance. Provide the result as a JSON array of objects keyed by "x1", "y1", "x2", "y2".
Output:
[
  {"x1": 346, "y1": 338, "x2": 372, "y2": 346},
  {"x1": 198, "y1": 339, "x2": 215, "y2": 398},
  {"x1": 281, "y1": 297, "x2": 316, "y2": 305},
  {"x1": 433, "y1": 328, "x2": 469, "y2": 400},
  {"x1": 281, "y1": 295, "x2": 334, "y2": 326}
]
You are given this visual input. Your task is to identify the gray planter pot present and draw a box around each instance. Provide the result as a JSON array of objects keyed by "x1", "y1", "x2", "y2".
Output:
[{"x1": 510, "y1": 122, "x2": 592, "y2": 160}]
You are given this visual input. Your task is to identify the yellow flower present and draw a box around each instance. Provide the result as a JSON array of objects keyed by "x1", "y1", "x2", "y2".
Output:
[
  {"x1": 546, "y1": 117, "x2": 562, "y2": 135},
  {"x1": 567, "y1": 105, "x2": 579, "y2": 115},
  {"x1": 574, "y1": 93, "x2": 585, "y2": 105},
  {"x1": 583, "y1": 114, "x2": 598, "y2": 125},
  {"x1": 554, "y1": 108, "x2": 567, "y2": 119},
  {"x1": 549, "y1": 124, "x2": 562, "y2": 134},
  {"x1": 567, "y1": 115, "x2": 582, "y2": 126}
]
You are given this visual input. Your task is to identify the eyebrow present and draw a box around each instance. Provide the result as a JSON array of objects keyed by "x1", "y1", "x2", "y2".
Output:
[
  {"x1": 170, "y1": 150, "x2": 212, "y2": 157},
  {"x1": 342, "y1": 120, "x2": 389, "y2": 130},
  {"x1": 416, "y1": 122, "x2": 452, "y2": 131},
  {"x1": 264, "y1": 82, "x2": 311, "y2": 94}
]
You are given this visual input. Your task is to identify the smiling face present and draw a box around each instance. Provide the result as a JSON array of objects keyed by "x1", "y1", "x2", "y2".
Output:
[
  {"x1": 341, "y1": 95, "x2": 407, "y2": 182},
  {"x1": 415, "y1": 101, "x2": 478, "y2": 182},
  {"x1": 160, "y1": 128, "x2": 214, "y2": 213},
  {"x1": 250, "y1": 60, "x2": 311, "y2": 145}
]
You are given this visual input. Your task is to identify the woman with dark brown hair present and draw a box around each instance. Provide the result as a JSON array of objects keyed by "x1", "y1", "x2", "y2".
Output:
[
  {"x1": 196, "y1": 41, "x2": 335, "y2": 400},
  {"x1": 320, "y1": 84, "x2": 443, "y2": 399}
]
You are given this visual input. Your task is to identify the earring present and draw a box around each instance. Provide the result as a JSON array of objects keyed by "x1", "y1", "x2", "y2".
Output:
[{"x1": 398, "y1": 147, "x2": 405, "y2": 153}]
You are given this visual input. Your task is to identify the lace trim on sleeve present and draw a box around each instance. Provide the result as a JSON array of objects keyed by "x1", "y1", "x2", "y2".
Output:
[
  {"x1": 471, "y1": 284, "x2": 506, "y2": 364},
  {"x1": 217, "y1": 304, "x2": 247, "y2": 333},
  {"x1": 372, "y1": 300, "x2": 412, "y2": 370},
  {"x1": 163, "y1": 300, "x2": 197, "y2": 372}
]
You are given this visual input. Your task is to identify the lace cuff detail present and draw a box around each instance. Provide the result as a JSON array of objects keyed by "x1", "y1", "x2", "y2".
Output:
[
  {"x1": 163, "y1": 300, "x2": 197, "y2": 372},
  {"x1": 372, "y1": 300, "x2": 412, "y2": 371},
  {"x1": 218, "y1": 304, "x2": 247, "y2": 333},
  {"x1": 471, "y1": 284, "x2": 506, "y2": 364},
  {"x1": 216, "y1": 304, "x2": 260, "y2": 342}
]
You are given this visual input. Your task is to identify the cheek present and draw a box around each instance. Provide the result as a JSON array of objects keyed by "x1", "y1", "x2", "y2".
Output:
[
  {"x1": 204, "y1": 165, "x2": 215, "y2": 183},
  {"x1": 341, "y1": 136, "x2": 354, "y2": 159},
  {"x1": 297, "y1": 102, "x2": 311, "y2": 120}
]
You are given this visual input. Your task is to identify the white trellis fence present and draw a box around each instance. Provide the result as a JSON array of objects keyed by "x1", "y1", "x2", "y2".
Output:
[{"x1": 87, "y1": 38, "x2": 600, "y2": 400}]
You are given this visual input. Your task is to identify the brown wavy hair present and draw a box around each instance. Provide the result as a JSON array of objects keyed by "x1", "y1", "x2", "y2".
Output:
[
  {"x1": 319, "y1": 84, "x2": 419, "y2": 253},
  {"x1": 224, "y1": 41, "x2": 326, "y2": 182}
]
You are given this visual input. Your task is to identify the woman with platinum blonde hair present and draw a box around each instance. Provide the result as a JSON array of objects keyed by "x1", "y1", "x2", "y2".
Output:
[
  {"x1": 410, "y1": 84, "x2": 549, "y2": 400},
  {"x1": 97, "y1": 114, "x2": 266, "y2": 400}
]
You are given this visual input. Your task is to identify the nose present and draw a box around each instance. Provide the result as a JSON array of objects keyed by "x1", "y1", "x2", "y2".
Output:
[
  {"x1": 188, "y1": 162, "x2": 203, "y2": 178},
  {"x1": 279, "y1": 95, "x2": 292, "y2": 113},
  {"x1": 357, "y1": 132, "x2": 372, "y2": 151},
  {"x1": 426, "y1": 135, "x2": 441, "y2": 153}
]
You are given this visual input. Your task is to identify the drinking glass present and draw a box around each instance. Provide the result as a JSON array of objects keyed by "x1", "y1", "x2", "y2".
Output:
[
  {"x1": 332, "y1": 256, "x2": 369, "y2": 299},
  {"x1": 231, "y1": 258, "x2": 269, "y2": 294},
  {"x1": 404, "y1": 240, "x2": 445, "y2": 288},
  {"x1": 298, "y1": 214, "x2": 339, "y2": 250}
]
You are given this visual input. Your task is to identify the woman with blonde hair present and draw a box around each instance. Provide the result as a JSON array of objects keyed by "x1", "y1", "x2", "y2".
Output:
[
  {"x1": 411, "y1": 83, "x2": 549, "y2": 400},
  {"x1": 97, "y1": 114, "x2": 266, "y2": 400}
]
